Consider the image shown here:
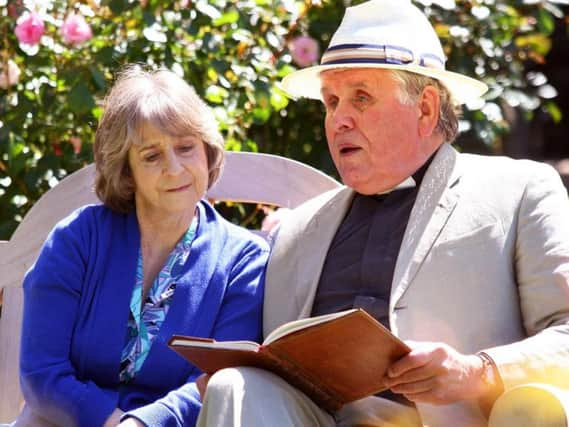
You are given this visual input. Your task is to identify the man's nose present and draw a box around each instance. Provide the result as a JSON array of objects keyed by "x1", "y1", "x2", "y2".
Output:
[{"x1": 330, "y1": 102, "x2": 355, "y2": 132}]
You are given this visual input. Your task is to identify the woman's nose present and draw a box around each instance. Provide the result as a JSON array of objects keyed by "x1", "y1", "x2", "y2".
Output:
[{"x1": 164, "y1": 151, "x2": 183, "y2": 175}]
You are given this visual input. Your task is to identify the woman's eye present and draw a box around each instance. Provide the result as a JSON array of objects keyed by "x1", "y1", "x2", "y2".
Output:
[
  {"x1": 179, "y1": 145, "x2": 194, "y2": 153},
  {"x1": 143, "y1": 153, "x2": 160, "y2": 163}
]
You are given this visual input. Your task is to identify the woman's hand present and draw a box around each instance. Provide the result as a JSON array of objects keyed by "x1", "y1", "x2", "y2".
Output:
[
  {"x1": 103, "y1": 408, "x2": 124, "y2": 427},
  {"x1": 118, "y1": 418, "x2": 145, "y2": 427},
  {"x1": 196, "y1": 373, "x2": 211, "y2": 400}
]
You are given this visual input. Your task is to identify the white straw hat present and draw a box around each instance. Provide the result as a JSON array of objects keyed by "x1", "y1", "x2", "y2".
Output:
[{"x1": 281, "y1": 0, "x2": 488, "y2": 104}]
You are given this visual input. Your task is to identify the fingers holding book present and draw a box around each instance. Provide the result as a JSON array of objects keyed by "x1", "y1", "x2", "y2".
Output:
[{"x1": 383, "y1": 341, "x2": 493, "y2": 405}]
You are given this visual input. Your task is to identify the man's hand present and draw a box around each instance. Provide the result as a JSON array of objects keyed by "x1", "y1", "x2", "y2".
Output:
[
  {"x1": 383, "y1": 341, "x2": 489, "y2": 405},
  {"x1": 197, "y1": 373, "x2": 211, "y2": 401}
]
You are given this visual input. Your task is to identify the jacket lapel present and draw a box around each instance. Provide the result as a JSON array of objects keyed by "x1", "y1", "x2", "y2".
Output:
[
  {"x1": 265, "y1": 187, "x2": 354, "y2": 334},
  {"x1": 295, "y1": 187, "x2": 355, "y2": 318},
  {"x1": 391, "y1": 143, "x2": 461, "y2": 309}
]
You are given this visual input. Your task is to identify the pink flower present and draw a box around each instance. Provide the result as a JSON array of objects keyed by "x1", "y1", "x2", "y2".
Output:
[
  {"x1": 69, "y1": 136, "x2": 82, "y2": 154},
  {"x1": 8, "y1": 1, "x2": 23, "y2": 19},
  {"x1": 0, "y1": 60, "x2": 21, "y2": 89},
  {"x1": 61, "y1": 13, "x2": 92, "y2": 46},
  {"x1": 15, "y1": 12, "x2": 45, "y2": 45},
  {"x1": 290, "y1": 36, "x2": 319, "y2": 68},
  {"x1": 261, "y1": 207, "x2": 291, "y2": 233},
  {"x1": 53, "y1": 143, "x2": 63, "y2": 156}
]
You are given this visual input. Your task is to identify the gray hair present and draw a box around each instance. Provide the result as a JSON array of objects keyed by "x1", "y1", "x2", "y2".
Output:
[
  {"x1": 94, "y1": 66, "x2": 225, "y2": 213},
  {"x1": 390, "y1": 70, "x2": 461, "y2": 143}
]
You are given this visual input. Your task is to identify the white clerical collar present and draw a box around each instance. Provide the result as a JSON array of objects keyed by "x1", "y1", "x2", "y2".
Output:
[{"x1": 376, "y1": 176, "x2": 416, "y2": 195}]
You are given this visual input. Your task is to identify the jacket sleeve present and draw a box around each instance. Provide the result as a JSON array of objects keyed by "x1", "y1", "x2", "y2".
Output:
[
  {"x1": 484, "y1": 163, "x2": 569, "y2": 389},
  {"x1": 20, "y1": 209, "x2": 118, "y2": 427},
  {"x1": 124, "y1": 239, "x2": 269, "y2": 426}
]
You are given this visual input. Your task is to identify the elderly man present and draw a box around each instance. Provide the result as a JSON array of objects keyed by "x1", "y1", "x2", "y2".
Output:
[{"x1": 196, "y1": 0, "x2": 569, "y2": 426}]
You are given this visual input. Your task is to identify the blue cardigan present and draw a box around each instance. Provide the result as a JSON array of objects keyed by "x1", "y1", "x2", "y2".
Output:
[{"x1": 20, "y1": 201, "x2": 269, "y2": 427}]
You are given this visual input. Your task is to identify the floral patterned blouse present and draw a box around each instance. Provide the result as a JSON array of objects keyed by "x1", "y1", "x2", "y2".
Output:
[{"x1": 119, "y1": 218, "x2": 198, "y2": 383}]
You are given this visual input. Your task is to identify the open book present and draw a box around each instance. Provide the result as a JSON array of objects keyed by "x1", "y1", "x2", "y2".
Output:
[{"x1": 168, "y1": 308, "x2": 410, "y2": 412}]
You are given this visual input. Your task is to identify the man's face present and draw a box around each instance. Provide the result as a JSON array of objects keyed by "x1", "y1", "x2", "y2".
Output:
[{"x1": 321, "y1": 68, "x2": 433, "y2": 195}]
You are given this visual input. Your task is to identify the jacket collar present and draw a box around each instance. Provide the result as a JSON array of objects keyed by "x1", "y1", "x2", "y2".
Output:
[{"x1": 299, "y1": 143, "x2": 461, "y2": 317}]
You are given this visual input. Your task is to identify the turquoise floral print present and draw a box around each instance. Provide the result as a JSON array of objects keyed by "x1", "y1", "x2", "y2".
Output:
[{"x1": 119, "y1": 218, "x2": 198, "y2": 383}]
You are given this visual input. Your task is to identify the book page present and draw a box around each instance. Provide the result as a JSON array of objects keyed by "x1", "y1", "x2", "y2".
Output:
[
  {"x1": 169, "y1": 337, "x2": 260, "y2": 352},
  {"x1": 264, "y1": 308, "x2": 357, "y2": 346}
]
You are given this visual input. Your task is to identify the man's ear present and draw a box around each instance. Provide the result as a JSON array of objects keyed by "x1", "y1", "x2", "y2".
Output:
[{"x1": 417, "y1": 85, "x2": 440, "y2": 138}]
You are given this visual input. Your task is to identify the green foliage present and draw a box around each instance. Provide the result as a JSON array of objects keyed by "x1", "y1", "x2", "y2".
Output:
[{"x1": 0, "y1": 0, "x2": 567, "y2": 238}]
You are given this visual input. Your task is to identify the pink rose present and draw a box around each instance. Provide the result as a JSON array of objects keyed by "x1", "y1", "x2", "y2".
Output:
[
  {"x1": 15, "y1": 12, "x2": 45, "y2": 45},
  {"x1": 53, "y1": 143, "x2": 63, "y2": 156},
  {"x1": 61, "y1": 13, "x2": 92, "y2": 46},
  {"x1": 69, "y1": 136, "x2": 82, "y2": 154},
  {"x1": 261, "y1": 207, "x2": 291, "y2": 233},
  {"x1": 0, "y1": 60, "x2": 21, "y2": 89},
  {"x1": 290, "y1": 36, "x2": 319, "y2": 68},
  {"x1": 8, "y1": 1, "x2": 22, "y2": 18}
]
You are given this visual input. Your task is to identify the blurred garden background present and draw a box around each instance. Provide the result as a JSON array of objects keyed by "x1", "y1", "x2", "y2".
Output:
[{"x1": 1, "y1": 0, "x2": 568, "y2": 239}]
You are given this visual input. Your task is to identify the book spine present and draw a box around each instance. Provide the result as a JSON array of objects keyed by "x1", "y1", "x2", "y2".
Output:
[{"x1": 261, "y1": 345, "x2": 344, "y2": 413}]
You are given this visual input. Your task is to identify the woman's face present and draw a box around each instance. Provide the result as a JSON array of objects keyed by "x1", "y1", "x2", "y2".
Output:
[{"x1": 128, "y1": 121, "x2": 209, "y2": 221}]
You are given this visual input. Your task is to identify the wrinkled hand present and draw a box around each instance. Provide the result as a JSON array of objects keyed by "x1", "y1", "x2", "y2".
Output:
[
  {"x1": 261, "y1": 207, "x2": 291, "y2": 232},
  {"x1": 103, "y1": 408, "x2": 124, "y2": 427},
  {"x1": 118, "y1": 418, "x2": 144, "y2": 427},
  {"x1": 383, "y1": 341, "x2": 487, "y2": 405},
  {"x1": 197, "y1": 373, "x2": 211, "y2": 401}
]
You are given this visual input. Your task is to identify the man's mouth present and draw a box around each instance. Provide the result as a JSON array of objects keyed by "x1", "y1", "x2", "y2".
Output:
[{"x1": 339, "y1": 146, "x2": 361, "y2": 155}]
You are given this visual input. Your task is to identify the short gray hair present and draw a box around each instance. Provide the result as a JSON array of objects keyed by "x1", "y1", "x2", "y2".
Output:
[
  {"x1": 390, "y1": 70, "x2": 461, "y2": 143},
  {"x1": 94, "y1": 65, "x2": 225, "y2": 213}
]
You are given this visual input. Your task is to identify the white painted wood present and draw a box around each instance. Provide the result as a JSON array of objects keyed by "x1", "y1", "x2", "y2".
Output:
[
  {"x1": 0, "y1": 152, "x2": 340, "y2": 422},
  {"x1": 209, "y1": 152, "x2": 340, "y2": 208},
  {"x1": 0, "y1": 288, "x2": 24, "y2": 419}
]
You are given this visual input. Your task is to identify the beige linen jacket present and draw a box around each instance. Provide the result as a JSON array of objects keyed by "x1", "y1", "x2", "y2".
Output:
[{"x1": 263, "y1": 143, "x2": 569, "y2": 427}]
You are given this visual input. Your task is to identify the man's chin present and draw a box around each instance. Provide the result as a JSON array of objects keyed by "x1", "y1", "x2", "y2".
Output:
[
  {"x1": 342, "y1": 179, "x2": 371, "y2": 195},
  {"x1": 342, "y1": 178, "x2": 391, "y2": 195}
]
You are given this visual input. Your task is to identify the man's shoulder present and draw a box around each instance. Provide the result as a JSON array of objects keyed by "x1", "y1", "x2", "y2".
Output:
[
  {"x1": 283, "y1": 186, "x2": 350, "y2": 226},
  {"x1": 460, "y1": 152, "x2": 552, "y2": 171},
  {"x1": 266, "y1": 186, "x2": 350, "y2": 247},
  {"x1": 459, "y1": 152, "x2": 560, "y2": 182}
]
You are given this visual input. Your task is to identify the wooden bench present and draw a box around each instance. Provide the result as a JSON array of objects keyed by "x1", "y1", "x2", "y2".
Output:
[
  {"x1": 1, "y1": 152, "x2": 568, "y2": 426},
  {"x1": 0, "y1": 151, "x2": 341, "y2": 423}
]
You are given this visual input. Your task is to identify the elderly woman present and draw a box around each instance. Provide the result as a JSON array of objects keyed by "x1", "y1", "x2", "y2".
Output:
[{"x1": 16, "y1": 67, "x2": 268, "y2": 427}]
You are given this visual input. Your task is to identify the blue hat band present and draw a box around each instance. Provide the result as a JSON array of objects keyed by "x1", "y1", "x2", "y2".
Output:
[{"x1": 321, "y1": 43, "x2": 445, "y2": 69}]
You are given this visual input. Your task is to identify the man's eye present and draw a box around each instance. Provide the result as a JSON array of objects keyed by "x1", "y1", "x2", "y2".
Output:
[
  {"x1": 355, "y1": 94, "x2": 369, "y2": 103},
  {"x1": 324, "y1": 98, "x2": 338, "y2": 110}
]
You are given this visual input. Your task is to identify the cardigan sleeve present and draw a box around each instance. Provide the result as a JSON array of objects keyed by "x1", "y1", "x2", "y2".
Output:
[
  {"x1": 124, "y1": 239, "x2": 269, "y2": 426},
  {"x1": 20, "y1": 208, "x2": 119, "y2": 427}
]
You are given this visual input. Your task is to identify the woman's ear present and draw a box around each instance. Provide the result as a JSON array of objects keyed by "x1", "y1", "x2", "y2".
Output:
[{"x1": 417, "y1": 85, "x2": 440, "y2": 138}]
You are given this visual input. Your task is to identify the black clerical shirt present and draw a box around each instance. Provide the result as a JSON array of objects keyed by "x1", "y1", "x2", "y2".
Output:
[{"x1": 311, "y1": 157, "x2": 433, "y2": 406}]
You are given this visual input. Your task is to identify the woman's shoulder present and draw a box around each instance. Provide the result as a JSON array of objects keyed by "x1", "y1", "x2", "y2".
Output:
[
  {"x1": 54, "y1": 203, "x2": 113, "y2": 227},
  {"x1": 225, "y1": 220, "x2": 269, "y2": 251},
  {"x1": 50, "y1": 203, "x2": 131, "y2": 241},
  {"x1": 199, "y1": 200, "x2": 269, "y2": 253}
]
